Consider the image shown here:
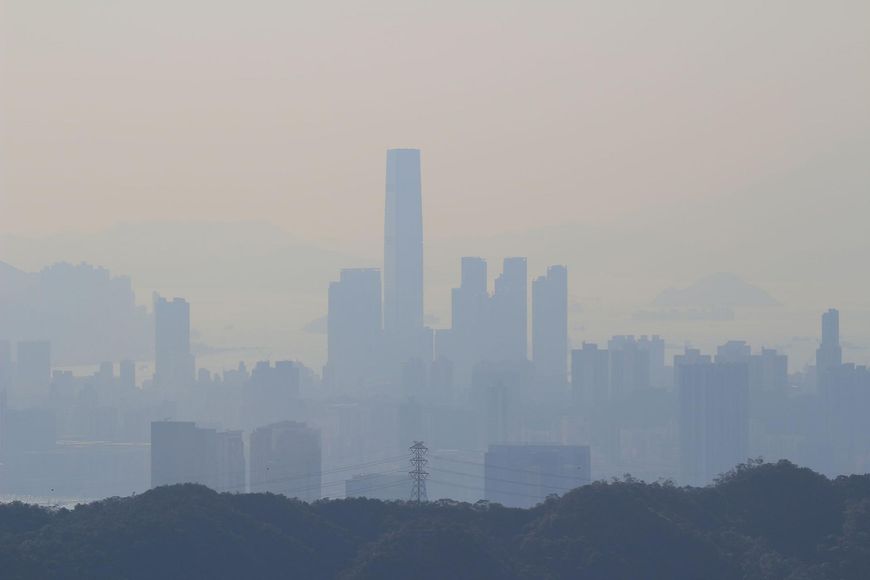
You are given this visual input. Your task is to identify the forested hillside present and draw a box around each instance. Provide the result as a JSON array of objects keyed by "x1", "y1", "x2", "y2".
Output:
[{"x1": 1, "y1": 460, "x2": 869, "y2": 579}]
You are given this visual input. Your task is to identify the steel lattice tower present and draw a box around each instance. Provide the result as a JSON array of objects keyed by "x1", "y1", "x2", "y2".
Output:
[{"x1": 409, "y1": 441, "x2": 429, "y2": 503}]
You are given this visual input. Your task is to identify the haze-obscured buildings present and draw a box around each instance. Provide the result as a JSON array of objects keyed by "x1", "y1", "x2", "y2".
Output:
[
  {"x1": 250, "y1": 420, "x2": 321, "y2": 501},
  {"x1": 154, "y1": 295, "x2": 194, "y2": 390},
  {"x1": 484, "y1": 444, "x2": 591, "y2": 508},
  {"x1": 150, "y1": 420, "x2": 244, "y2": 492}
]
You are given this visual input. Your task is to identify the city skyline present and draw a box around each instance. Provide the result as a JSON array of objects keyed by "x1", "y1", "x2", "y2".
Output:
[
  {"x1": 2, "y1": 1, "x2": 869, "y2": 577},
  {"x1": 2, "y1": 147, "x2": 870, "y2": 376},
  {"x1": 1, "y1": 144, "x2": 868, "y2": 514}
]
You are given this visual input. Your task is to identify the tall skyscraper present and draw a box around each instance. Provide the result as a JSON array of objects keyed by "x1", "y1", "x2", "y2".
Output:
[
  {"x1": 453, "y1": 257, "x2": 488, "y2": 336},
  {"x1": 814, "y1": 309, "x2": 855, "y2": 475},
  {"x1": 488, "y1": 257, "x2": 528, "y2": 363},
  {"x1": 153, "y1": 294, "x2": 194, "y2": 389},
  {"x1": 383, "y1": 148, "x2": 424, "y2": 337},
  {"x1": 438, "y1": 257, "x2": 489, "y2": 386},
  {"x1": 326, "y1": 268, "x2": 383, "y2": 390},
  {"x1": 532, "y1": 265, "x2": 568, "y2": 387},
  {"x1": 816, "y1": 308, "x2": 843, "y2": 381}
]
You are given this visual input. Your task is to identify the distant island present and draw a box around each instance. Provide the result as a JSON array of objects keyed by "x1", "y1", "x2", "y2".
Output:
[{"x1": 1, "y1": 460, "x2": 868, "y2": 580}]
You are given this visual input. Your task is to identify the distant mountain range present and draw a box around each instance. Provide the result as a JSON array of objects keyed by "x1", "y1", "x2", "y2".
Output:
[{"x1": 653, "y1": 272, "x2": 779, "y2": 308}]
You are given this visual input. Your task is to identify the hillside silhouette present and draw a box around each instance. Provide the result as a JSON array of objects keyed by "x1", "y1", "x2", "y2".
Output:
[{"x1": 1, "y1": 460, "x2": 868, "y2": 579}]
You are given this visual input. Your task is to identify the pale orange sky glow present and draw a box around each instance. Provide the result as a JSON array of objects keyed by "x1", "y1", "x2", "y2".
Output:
[{"x1": 2, "y1": 0, "x2": 868, "y2": 244}]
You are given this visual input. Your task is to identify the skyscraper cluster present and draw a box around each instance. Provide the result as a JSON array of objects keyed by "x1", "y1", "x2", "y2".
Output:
[
  {"x1": 326, "y1": 150, "x2": 570, "y2": 404},
  {"x1": 2, "y1": 148, "x2": 870, "y2": 508}
]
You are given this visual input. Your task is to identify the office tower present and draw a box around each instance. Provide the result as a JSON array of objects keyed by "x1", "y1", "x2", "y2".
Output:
[
  {"x1": 484, "y1": 444, "x2": 591, "y2": 508},
  {"x1": 678, "y1": 361, "x2": 749, "y2": 486},
  {"x1": 532, "y1": 265, "x2": 568, "y2": 387},
  {"x1": 488, "y1": 258, "x2": 528, "y2": 363},
  {"x1": 571, "y1": 343, "x2": 610, "y2": 409},
  {"x1": 607, "y1": 336, "x2": 650, "y2": 399},
  {"x1": 383, "y1": 148, "x2": 424, "y2": 337},
  {"x1": 119, "y1": 360, "x2": 136, "y2": 389},
  {"x1": 153, "y1": 294, "x2": 194, "y2": 389},
  {"x1": 16, "y1": 340, "x2": 51, "y2": 392},
  {"x1": 817, "y1": 309, "x2": 843, "y2": 389},
  {"x1": 150, "y1": 421, "x2": 218, "y2": 488},
  {"x1": 215, "y1": 430, "x2": 246, "y2": 493},
  {"x1": 326, "y1": 268, "x2": 383, "y2": 390},
  {"x1": 249, "y1": 421, "x2": 321, "y2": 501}
]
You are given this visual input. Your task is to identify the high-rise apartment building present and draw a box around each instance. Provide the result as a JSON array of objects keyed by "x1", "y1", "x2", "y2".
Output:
[
  {"x1": 607, "y1": 336, "x2": 651, "y2": 399},
  {"x1": 678, "y1": 360, "x2": 749, "y2": 486},
  {"x1": 153, "y1": 295, "x2": 194, "y2": 389},
  {"x1": 571, "y1": 343, "x2": 610, "y2": 409},
  {"x1": 532, "y1": 265, "x2": 568, "y2": 387},
  {"x1": 488, "y1": 258, "x2": 528, "y2": 363},
  {"x1": 439, "y1": 257, "x2": 489, "y2": 386}
]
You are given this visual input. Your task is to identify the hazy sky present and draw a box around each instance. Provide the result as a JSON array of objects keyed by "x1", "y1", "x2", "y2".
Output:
[
  {"x1": 2, "y1": 0, "x2": 870, "y2": 370},
  {"x1": 2, "y1": 0, "x2": 868, "y2": 244}
]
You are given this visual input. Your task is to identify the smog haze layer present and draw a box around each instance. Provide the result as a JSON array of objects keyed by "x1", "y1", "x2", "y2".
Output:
[{"x1": 2, "y1": 0, "x2": 869, "y2": 370}]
